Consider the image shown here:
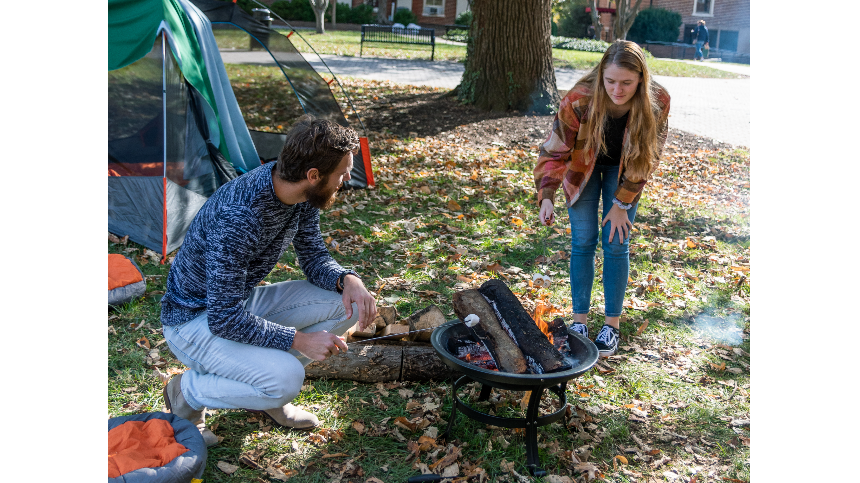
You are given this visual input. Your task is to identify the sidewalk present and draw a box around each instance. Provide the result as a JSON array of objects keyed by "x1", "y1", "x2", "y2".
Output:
[{"x1": 219, "y1": 50, "x2": 749, "y2": 148}]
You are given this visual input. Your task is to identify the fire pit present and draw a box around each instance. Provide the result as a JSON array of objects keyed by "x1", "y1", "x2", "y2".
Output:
[{"x1": 431, "y1": 319, "x2": 599, "y2": 476}]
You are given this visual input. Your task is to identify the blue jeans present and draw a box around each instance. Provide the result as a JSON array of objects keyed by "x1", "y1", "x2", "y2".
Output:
[
  {"x1": 567, "y1": 164, "x2": 638, "y2": 318},
  {"x1": 163, "y1": 280, "x2": 358, "y2": 412},
  {"x1": 695, "y1": 40, "x2": 705, "y2": 59}
]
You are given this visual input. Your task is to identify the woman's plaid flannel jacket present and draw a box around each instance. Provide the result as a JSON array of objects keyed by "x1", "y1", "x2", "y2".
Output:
[{"x1": 533, "y1": 83, "x2": 671, "y2": 208}]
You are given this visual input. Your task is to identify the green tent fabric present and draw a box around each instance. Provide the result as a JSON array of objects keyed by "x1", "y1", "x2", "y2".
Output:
[{"x1": 109, "y1": 0, "x2": 227, "y2": 164}]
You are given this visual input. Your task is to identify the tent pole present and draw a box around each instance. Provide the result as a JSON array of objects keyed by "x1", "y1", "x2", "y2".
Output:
[{"x1": 161, "y1": 30, "x2": 169, "y2": 264}]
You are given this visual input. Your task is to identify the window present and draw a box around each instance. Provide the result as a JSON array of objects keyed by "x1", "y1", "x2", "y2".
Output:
[
  {"x1": 693, "y1": 0, "x2": 714, "y2": 16},
  {"x1": 424, "y1": 0, "x2": 445, "y2": 17}
]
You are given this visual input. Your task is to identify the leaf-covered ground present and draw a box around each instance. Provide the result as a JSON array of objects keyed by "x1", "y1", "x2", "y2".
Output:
[{"x1": 108, "y1": 75, "x2": 750, "y2": 483}]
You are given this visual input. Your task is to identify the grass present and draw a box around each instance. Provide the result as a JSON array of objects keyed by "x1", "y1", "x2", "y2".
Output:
[
  {"x1": 108, "y1": 78, "x2": 750, "y2": 482},
  {"x1": 211, "y1": 28, "x2": 745, "y2": 79}
]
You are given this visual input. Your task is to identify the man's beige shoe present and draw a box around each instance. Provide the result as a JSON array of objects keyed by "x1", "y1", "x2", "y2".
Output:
[
  {"x1": 251, "y1": 404, "x2": 319, "y2": 430},
  {"x1": 163, "y1": 374, "x2": 203, "y2": 425}
]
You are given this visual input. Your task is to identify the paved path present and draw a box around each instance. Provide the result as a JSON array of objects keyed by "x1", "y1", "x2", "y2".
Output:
[{"x1": 221, "y1": 51, "x2": 749, "y2": 148}]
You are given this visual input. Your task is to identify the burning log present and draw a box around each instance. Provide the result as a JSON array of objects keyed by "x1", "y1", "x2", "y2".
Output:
[
  {"x1": 477, "y1": 279, "x2": 571, "y2": 373},
  {"x1": 547, "y1": 317, "x2": 570, "y2": 354},
  {"x1": 452, "y1": 289, "x2": 529, "y2": 374}
]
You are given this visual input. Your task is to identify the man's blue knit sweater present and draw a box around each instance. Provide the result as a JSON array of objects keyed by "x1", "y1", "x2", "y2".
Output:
[{"x1": 160, "y1": 162, "x2": 352, "y2": 352}]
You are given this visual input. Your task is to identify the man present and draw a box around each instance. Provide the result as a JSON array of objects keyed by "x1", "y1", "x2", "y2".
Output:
[
  {"x1": 692, "y1": 20, "x2": 709, "y2": 61},
  {"x1": 159, "y1": 116, "x2": 377, "y2": 443}
]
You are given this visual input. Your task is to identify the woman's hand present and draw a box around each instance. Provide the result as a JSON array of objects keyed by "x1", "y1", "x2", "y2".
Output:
[
  {"x1": 602, "y1": 204, "x2": 633, "y2": 244},
  {"x1": 539, "y1": 199, "x2": 556, "y2": 226}
]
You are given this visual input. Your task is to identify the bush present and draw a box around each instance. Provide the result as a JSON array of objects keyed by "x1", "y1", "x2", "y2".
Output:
[
  {"x1": 627, "y1": 8, "x2": 682, "y2": 43},
  {"x1": 557, "y1": 0, "x2": 592, "y2": 38},
  {"x1": 392, "y1": 8, "x2": 417, "y2": 25},
  {"x1": 336, "y1": 3, "x2": 374, "y2": 24},
  {"x1": 270, "y1": 0, "x2": 315, "y2": 22},
  {"x1": 455, "y1": 10, "x2": 472, "y2": 26}
]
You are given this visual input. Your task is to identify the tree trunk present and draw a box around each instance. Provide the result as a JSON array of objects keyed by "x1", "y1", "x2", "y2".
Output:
[
  {"x1": 377, "y1": 0, "x2": 390, "y2": 24},
  {"x1": 457, "y1": 0, "x2": 559, "y2": 114},
  {"x1": 311, "y1": 0, "x2": 329, "y2": 34},
  {"x1": 613, "y1": 0, "x2": 644, "y2": 41},
  {"x1": 331, "y1": 0, "x2": 336, "y2": 28},
  {"x1": 590, "y1": 0, "x2": 602, "y2": 41}
]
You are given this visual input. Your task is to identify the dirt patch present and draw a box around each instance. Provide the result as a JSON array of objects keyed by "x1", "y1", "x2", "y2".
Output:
[{"x1": 359, "y1": 89, "x2": 736, "y2": 152}]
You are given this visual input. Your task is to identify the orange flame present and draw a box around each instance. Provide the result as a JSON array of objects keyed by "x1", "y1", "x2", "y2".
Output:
[{"x1": 532, "y1": 303, "x2": 554, "y2": 345}]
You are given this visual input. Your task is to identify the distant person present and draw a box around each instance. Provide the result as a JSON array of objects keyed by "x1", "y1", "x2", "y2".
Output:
[
  {"x1": 692, "y1": 20, "x2": 709, "y2": 61},
  {"x1": 587, "y1": 24, "x2": 596, "y2": 40},
  {"x1": 533, "y1": 40, "x2": 671, "y2": 357}
]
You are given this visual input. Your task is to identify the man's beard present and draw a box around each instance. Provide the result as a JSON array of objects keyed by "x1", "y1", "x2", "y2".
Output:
[{"x1": 304, "y1": 177, "x2": 339, "y2": 210}]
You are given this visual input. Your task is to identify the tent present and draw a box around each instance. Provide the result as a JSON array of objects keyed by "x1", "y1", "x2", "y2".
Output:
[{"x1": 108, "y1": 0, "x2": 373, "y2": 261}]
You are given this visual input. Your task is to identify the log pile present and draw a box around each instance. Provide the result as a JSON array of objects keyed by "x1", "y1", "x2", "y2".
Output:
[{"x1": 452, "y1": 279, "x2": 572, "y2": 374}]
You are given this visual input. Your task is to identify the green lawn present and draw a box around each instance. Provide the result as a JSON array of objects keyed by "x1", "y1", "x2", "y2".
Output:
[
  {"x1": 282, "y1": 29, "x2": 744, "y2": 79},
  {"x1": 108, "y1": 78, "x2": 750, "y2": 482}
]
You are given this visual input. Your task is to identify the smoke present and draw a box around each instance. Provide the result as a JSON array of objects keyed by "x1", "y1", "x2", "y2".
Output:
[{"x1": 691, "y1": 313, "x2": 744, "y2": 346}]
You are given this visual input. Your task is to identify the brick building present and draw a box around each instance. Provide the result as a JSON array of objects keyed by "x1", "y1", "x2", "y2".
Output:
[
  {"x1": 651, "y1": 0, "x2": 749, "y2": 54},
  {"x1": 347, "y1": 0, "x2": 470, "y2": 26},
  {"x1": 586, "y1": 0, "x2": 749, "y2": 55}
]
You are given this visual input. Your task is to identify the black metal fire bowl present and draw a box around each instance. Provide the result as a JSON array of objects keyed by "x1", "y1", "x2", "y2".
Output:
[{"x1": 430, "y1": 320, "x2": 599, "y2": 476}]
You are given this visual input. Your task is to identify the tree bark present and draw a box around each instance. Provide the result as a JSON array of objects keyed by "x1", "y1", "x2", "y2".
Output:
[
  {"x1": 377, "y1": 0, "x2": 390, "y2": 24},
  {"x1": 590, "y1": 0, "x2": 602, "y2": 41},
  {"x1": 311, "y1": 0, "x2": 329, "y2": 34},
  {"x1": 457, "y1": 0, "x2": 559, "y2": 114},
  {"x1": 613, "y1": 0, "x2": 644, "y2": 41},
  {"x1": 304, "y1": 342, "x2": 460, "y2": 382},
  {"x1": 331, "y1": 0, "x2": 336, "y2": 28}
]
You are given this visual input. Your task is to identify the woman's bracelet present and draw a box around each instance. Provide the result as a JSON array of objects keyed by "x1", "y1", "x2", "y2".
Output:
[{"x1": 612, "y1": 198, "x2": 633, "y2": 210}]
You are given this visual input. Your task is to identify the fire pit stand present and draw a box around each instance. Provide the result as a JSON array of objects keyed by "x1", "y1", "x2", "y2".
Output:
[{"x1": 431, "y1": 320, "x2": 599, "y2": 476}]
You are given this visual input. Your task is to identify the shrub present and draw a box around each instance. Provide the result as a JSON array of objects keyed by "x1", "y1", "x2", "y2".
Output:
[
  {"x1": 627, "y1": 8, "x2": 682, "y2": 43},
  {"x1": 339, "y1": 3, "x2": 375, "y2": 24},
  {"x1": 392, "y1": 8, "x2": 417, "y2": 26},
  {"x1": 455, "y1": 10, "x2": 472, "y2": 26},
  {"x1": 557, "y1": 0, "x2": 592, "y2": 38},
  {"x1": 270, "y1": 0, "x2": 315, "y2": 22}
]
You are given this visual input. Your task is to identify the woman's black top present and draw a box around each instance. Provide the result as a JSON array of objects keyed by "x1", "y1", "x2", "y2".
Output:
[{"x1": 595, "y1": 112, "x2": 629, "y2": 166}]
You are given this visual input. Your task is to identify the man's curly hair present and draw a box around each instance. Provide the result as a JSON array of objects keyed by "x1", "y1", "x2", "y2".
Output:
[{"x1": 276, "y1": 115, "x2": 360, "y2": 183}]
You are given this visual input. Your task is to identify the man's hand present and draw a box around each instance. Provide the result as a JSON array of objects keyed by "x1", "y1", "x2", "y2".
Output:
[
  {"x1": 291, "y1": 331, "x2": 348, "y2": 361},
  {"x1": 602, "y1": 203, "x2": 633, "y2": 244},
  {"x1": 341, "y1": 274, "x2": 377, "y2": 331}
]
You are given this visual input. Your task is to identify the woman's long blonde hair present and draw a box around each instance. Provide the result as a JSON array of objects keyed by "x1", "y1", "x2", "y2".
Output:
[{"x1": 576, "y1": 40, "x2": 663, "y2": 182}]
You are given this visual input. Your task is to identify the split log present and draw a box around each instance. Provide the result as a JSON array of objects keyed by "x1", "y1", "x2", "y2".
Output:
[
  {"x1": 407, "y1": 305, "x2": 447, "y2": 341},
  {"x1": 478, "y1": 279, "x2": 571, "y2": 373},
  {"x1": 452, "y1": 289, "x2": 528, "y2": 374}
]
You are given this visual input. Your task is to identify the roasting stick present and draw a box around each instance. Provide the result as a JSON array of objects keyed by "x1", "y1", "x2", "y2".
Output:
[{"x1": 344, "y1": 327, "x2": 437, "y2": 345}]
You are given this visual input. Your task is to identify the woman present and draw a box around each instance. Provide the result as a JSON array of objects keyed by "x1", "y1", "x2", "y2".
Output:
[{"x1": 533, "y1": 40, "x2": 670, "y2": 357}]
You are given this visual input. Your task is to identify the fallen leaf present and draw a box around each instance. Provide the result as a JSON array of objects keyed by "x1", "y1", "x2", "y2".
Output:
[
  {"x1": 135, "y1": 336, "x2": 151, "y2": 350},
  {"x1": 216, "y1": 461, "x2": 238, "y2": 474},
  {"x1": 614, "y1": 455, "x2": 628, "y2": 465},
  {"x1": 448, "y1": 200, "x2": 462, "y2": 211},
  {"x1": 485, "y1": 262, "x2": 505, "y2": 273},
  {"x1": 635, "y1": 319, "x2": 649, "y2": 336},
  {"x1": 352, "y1": 421, "x2": 366, "y2": 434}
]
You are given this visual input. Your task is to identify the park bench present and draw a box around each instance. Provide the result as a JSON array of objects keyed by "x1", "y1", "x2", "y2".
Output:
[{"x1": 360, "y1": 24, "x2": 436, "y2": 61}]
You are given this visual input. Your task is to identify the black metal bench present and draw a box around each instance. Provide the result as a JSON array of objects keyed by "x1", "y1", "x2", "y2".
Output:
[{"x1": 360, "y1": 24, "x2": 435, "y2": 61}]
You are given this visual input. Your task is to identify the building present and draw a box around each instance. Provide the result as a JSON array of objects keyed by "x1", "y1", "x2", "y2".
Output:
[
  {"x1": 348, "y1": 0, "x2": 471, "y2": 27},
  {"x1": 585, "y1": 0, "x2": 748, "y2": 55},
  {"x1": 651, "y1": 0, "x2": 749, "y2": 54}
]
